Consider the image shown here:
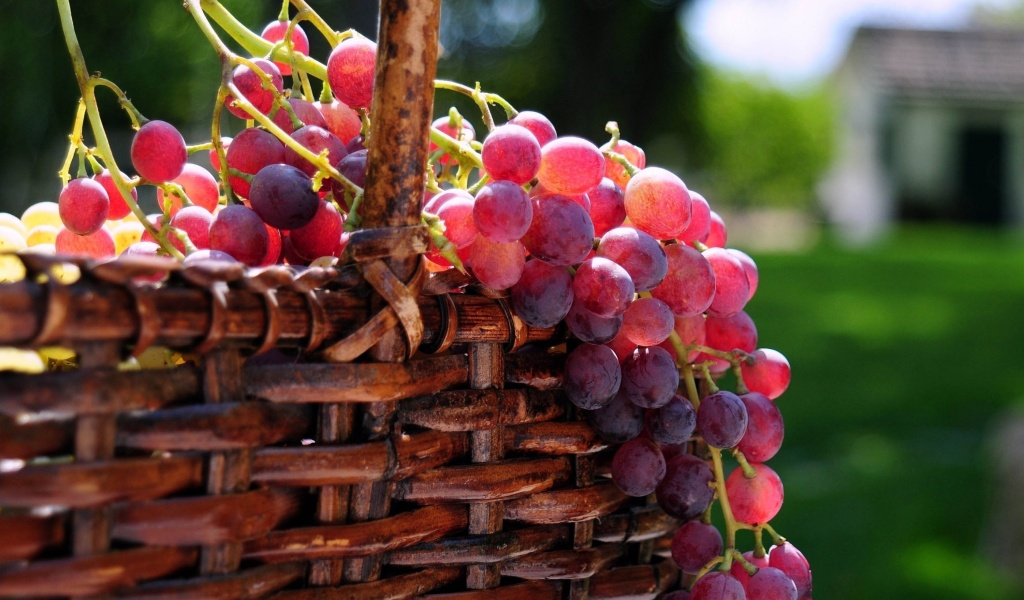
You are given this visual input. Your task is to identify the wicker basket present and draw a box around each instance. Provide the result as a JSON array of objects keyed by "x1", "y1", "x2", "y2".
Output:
[{"x1": 0, "y1": 1, "x2": 683, "y2": 598}]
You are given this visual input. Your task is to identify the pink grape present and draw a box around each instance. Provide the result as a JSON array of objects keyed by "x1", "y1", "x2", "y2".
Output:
[
  {"x1": 670, "y1": 520, "x2": 723, "y2": 574},
  {"x1": 587, "y1": 178, "x2": 627, "y2": 237},
  {"x1": 55, "y1": 226, "x2": 115, "y2": 259},
  {"x1": 747, "y1": 566, "x2": 798, "y2": 600},
  {"x1": 596, "y1": 226, "x2": 668, "y2": 292},
  {"x1": 157, "y1": 163, "x2": 220, "y2": 215},
  {"x1": 168, "y1": 206, "x2": 213, "y2": 251},
  {"x1": 284, "y1": 125, "x2": 347, "y2": 178},
  {"x1": 678, "y1": 191, "x2": 711, "y2": 244},
  {"x1": 704, "y1": 247, "x2": 750, "y2": 318},
  {"x1": 92, "y1": 169, "x2": 136, "y2": 220},
  {"x1": 645, "y1": 393, "x2": 696, "y2": 445},
  {"x1": 602, "y1": 138, "x2": 646, "y2": 190},
  {"x1": 726, "y1": 462, "x2": 784, "y2": 525},
  {"x1": 737, "y1": 392, "x2": 784, "y2": 462},
  {"x1": 605, "y1": 328, "x2": 637, "y2": 363},
  {"x1": 521, "y1": 194, "x2": 594, "y2": 266},
  {"x1": 623, "y1": 166, "x2": 691, "y2": 240},
  {"x1": 260, "y1": 19, "x2": 310, "y2": 76},
  {"x1": 481, "y1": 123, "x2": 542, "y2": 185},
  {"x1": 690, "y1": 572, "x2": 746, "y2": 600},
  {"x1": 658, "y1": 313, "x2": 707, "y2": 365},
  {"x1": 572, "y1": 257, "x2": 634, "y2": 319},
  {"x1": 536, "y1": 136, "x2": 604, "y2": 195},
  {"x1": 768, "y1": 542, "x2": 812, "y2": 597},
  {"x1": 741, "y1": 348, "x2": 791, "y2": 400},
  {"x1": 226, "y1": 58, "x2": 283, "y2": 119},
  {"x1": 327, "y1": 37, "x2": 377, "y2": 109},
  {"x1": 226, "y1": 127, "x2": 286, "y2": 199},
  {"x1": 655, "y1": 454, "x2": 715, "y2": 521},
  {"x1": 131, "y1": 120, "x2": 187, "y2": 184},
  {"x1": 58, "y1": 177, "x2": 109, "y2": 235},
  {"x1": 585, "y1": 389, "x2": 644, "y2": 444},
  {"x1": 316, "y1": 100, "x2": 362, "y2": 146},
  {"x1": 702, "y1": 310, "x2": 757, "y2": 372},
  {"x1": 272, "y1": 98, "x2": 327, "y2": 134},
  {"x1": 473, "y1": 180, "x2": 533, "y2": 243},
  {"x1": 728, "y1": 248, "x2": 759, "y2": 302},
  {"x1": 696, "y1": 390, "x2": 748, "y2": 449},
  {"x1": 249, "y1": 163, "x2": 319, "y2": 230},
  {"x1": 431, "y1": 193, "x2": 477, "y2": 250},
  {"x1": 621, "y1": 297, "x2": 674, "y2": 347},
  {"x1": 508, "y1": 110, "x2": 556, "y2": 147},
  {"x1": 705, "y1": 210, "x2": 727, "y2": 247},
  {"x1": 467, "y1": 235, "x2": 525, "y2": 290},
  {"x1": 729, "y1": 551, "x2": 770, "y2": 588},
  {"x1": 209, "y1": 204, "x2": 268, "y2": 266},
  {"x1": 565, "y1": 297, "x2": 622, "y2": 344},
  {"x1": 290, "y1": 200, "x2": 343, "y2": 260},
  {"x1": 611, "y1": 436, "x2": 665, "y2": 497},
  {"x1": 619, "y1": 345, "x2": 679, "y2": 409},
  {"x1": 510, "y1": 259, "x2": 574, "y2": 328},
  {"x1": 651, "y1": 243, "x2": 715, "y2": 317}
]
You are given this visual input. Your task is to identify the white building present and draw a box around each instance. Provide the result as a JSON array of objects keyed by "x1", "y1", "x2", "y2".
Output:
[{"x1": 822, "y1": 26, "x2": 1024, "y2": 242}]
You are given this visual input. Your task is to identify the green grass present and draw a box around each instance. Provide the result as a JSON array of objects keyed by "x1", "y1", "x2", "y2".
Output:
[{"x1": 740, "y1": 226, "x2": 1024, "y2": 599}]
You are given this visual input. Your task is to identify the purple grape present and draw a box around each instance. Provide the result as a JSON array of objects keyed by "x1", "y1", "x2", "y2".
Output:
[
  {"x1": 690, "y1": 571, "x2": 745, "y2": 600},
  {"x1": 565, "y1": 296, "x2": 622, "y2": 344},
  {"x1": 585, "y1": 389, "x2": 644, "y2": 443},
  {"x1": 563, "y1": 343, "x2": 621, "y2": 410},
  {"x1": 510, "y1": 259, "x2": 574, "y2": 328},
  {"x1": 671, "y1": 520, "x2": 723, "y2": 574},
  {"x1": 611, "y1": 436, "x2": 666, "y2": 497},
  {"x1": 572, "y1": 256, "x2": 635, "y2": 318},
  {"x1": 521, "y1": 193, "x2": 595, "y2": 266},
  {"x1": 619, "y1": 346, "x2": 679, "y2": 409},
  {"x1": 249, "y1": 163, "x2": 319, "y2": 230},
  {"x1": 473, "y1": 180, "x2": 533, "y2": 243},
  {"x1": 696, "y1": 390, "x2": 748, "y2": 449},
  {"x1": 645, "y1": 394, "x2": 696, "y2": 445},
  {"x1": 655, "y1": 454, "x2": 715, "y2": 521},
  {"x1": 747, "y1": 566, "x2": 798, "y2": 600},
  {"x1": 737, "y1": 391, "x2": 784, "y2": 462},
  {"x1": 596, "y1": 226, "x2": 668, "y2": 292}
]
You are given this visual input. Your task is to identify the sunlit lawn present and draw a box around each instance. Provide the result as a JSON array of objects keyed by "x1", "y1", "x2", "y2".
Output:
[{"x1": 742, "y1": 226, "x2": 1024, "y2": 599}]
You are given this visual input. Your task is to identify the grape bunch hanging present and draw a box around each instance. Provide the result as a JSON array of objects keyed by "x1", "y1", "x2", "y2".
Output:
[{"x1": 0, "y1": 1, "x2": 814, "y2": 597}]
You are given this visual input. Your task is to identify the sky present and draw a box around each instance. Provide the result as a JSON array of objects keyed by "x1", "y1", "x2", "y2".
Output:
[{"x1": 685, "y1": 0, "x2": 1019, "y2": 87}]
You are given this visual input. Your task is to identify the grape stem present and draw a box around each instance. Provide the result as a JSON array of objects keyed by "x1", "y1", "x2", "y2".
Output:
[
  {"x1": 731, "y1": 448, "x2": 758, "y2": 478},
  {"x1": 434, "y1": 79, "x2": 518, "y2": 129},
  {"x1": 55, "y1": 0, "x2": 183, "y2": 259}
]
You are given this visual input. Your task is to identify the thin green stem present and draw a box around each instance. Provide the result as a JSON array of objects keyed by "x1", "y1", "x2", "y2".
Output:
[
  {"x1": 762, "y1": 522, "x2": 785, "y2": 545},
  {"x1": 58, "y1": 99, "x2": 88, "y2": 186},
  {"x1": 731, "y1": 448, "x2": 758, "y2": 478}
]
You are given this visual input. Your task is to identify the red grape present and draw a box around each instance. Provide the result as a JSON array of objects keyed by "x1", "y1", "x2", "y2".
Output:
[
  {"x1": 602, "y1": 138, "x2": 646, "y2": 190},
  {"x1": 651, "y1": 243, "x2": 715, "y2": 317},
  {"x1": 768, "y1": 542, "x2": 812, "y2": 598},
  {"x1": 290, "y1": 200, "x2": 343, "y2": 260},
  {"x1": 619, "y1": 345, "x2": 679, "y2": 409},
  {"x1": 58, "y1": 177, "x2": 109, "y2": 235},
  {"x1": 690, "y1": 571, "x2": 746, "y2": 600},
  {"x1": 737, "y1": 392, "x2": 784, "y2": 462},
  {"x1": 703, "y1": 310, "x2": 757, "y2": 372},
  {"x1": 660, "y1": 313, "x2": 707, "y2": 365},
  {"x1": 481, "y1": 123, "x2": 541, "y2": 185},
  {"x1": 226, "y1": 58, "x2": 283, "y2": 119},
  {"x1": 131, "y1": 120, "x2": 187, "y2": 184},
  {"x1": 284, "y1": 125, "x2": 347, "y2": 178},
  {"x1": 611, "y1": 436, "x2": 666, "y2": 497},
  {"x1": 705, "y1": 210, "x2": 727, "y2": 247},
  {"x1": 55, "y1": 226, "x2": 115, "y2": 259},
  {"x1": 510, "y1": 259, "x2": 574, "y2": 328},
  {"x1": 473, "y1": 180, "x2": 533, "y2": 243},
  {"x1": 621, "y1": 297, "x2": 674, "y2": 347},
  {"x1": 728, "y1": 248, "x2": 759, "y2": 302},
  {"x1": 316, "y1": 99, "x2": 362, "y2": 146},
  {"x1": 272, "y1": 98, "x2": 327, "y2": 134},
  {"x1": 537, "y1": 136, "x2": 604, "y2": 195},
  {"x1": 209, "y1": 204, "x2": 269, "y2": 266},
  {"x1": 704, "y1": 247, "x2": 750, "y2": 318},
  {"x1": 249, "y1": 163, "x2": 320, "y2": 230},
  {"x1": 429, "y1": 116, "x2": 475, "y2": 165},
  {"x1": 508, "y1": 110, "x2": 556, "y2": 147},
  {"x1": 671, "y1": 520, "x2": 723, "y2": 574},
  {"x1": 521, "y1": 194, "x2": 595, "y2": 267},
  {"x1": 92, "y1": 169, "x2": 136, "y2": 220},
  {"x1": 168, "y1": 205, "x2": 213, "y2": 251},
  {"x1": 623, "y1": 166, "x2": 691, "y2": 240},
  {"x1": 157, "y1": 163, "x2": 220, "y2": 214},
  {"x1": 572, "y1": 257, "x2": 634, "y2": 318},
  {"x1": 726, "y1": 462, "x2": 784, "y2": 525},
  {"x1": 260, "y1": 19, "x2": 309, "y2": 76},
  {"x1": 225, "y1": 127, "x2": 286, "y2": 199},
  {"x1": 696, "y1": 390, "x2": 748, "y2": 449},
  {"x1": 327, "y1": 37, "x2": 377, "y2": 109},
  {"x1": 587, "y1": 178, "x2": 626, "y2": 237},
  {"x1": 747, "y1": 566, "x2": 798, "y2": 600},
  {"x1": 678, "y1": 191, "x2": 711, "y2": 245},
  {"x1": 467, "y1": 235, "x2": 525, "y2": 290},
  {"x1": 729, "y1": 550, "x2": 770, "y2": 588},
  {"x1": 596, "y1": 226, "x2": 668, "y2": 292},
  {"x1": 656, "y1": 454, "x2": 715, "y2": 521},
  {"x1": 741, "y1": 348, "x2": 791, "y2": 400}
]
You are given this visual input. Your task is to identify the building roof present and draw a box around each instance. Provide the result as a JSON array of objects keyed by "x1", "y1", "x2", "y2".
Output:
[{"x1": 846, "y1": 26, "x2": 1024, "y2": 102}]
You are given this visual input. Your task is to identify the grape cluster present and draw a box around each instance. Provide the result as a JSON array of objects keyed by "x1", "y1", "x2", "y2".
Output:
[{"x1": 0, "y1": 3, "x2": 812, "y2": 597}]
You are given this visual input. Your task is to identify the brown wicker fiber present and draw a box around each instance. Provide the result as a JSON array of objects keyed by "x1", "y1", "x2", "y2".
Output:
[{"x1": 0, "y1": 1, "x2": 683, "y2": 598}]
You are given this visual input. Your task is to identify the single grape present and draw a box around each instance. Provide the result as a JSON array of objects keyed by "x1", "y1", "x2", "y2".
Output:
[
  {"x1": 510, "y1": 259, "x2": 574, "y2": 328},
  {"x1": 619, "y1": 346, "x2": 679, "y2": 409},
  {"x1": 645, "y1": 393, "x2": 696, "y2": 445},
  {"x1": 729, "y1": 550, "x2": 770, "y2": 589},
  {"x1": 585, "y1": 388, "x2": 644, "y2": 443},
  {"x1": 260, "y1": 19, "x2": 310, "y2": 76},
  {"x1": 316, "y1": 99, "x2": 362, "y2": 147},
  {"x1": 249, "y1": 163, "x2": 320, "y2": 230},
  {"x1": 26, "y1": 224, "x2": 59, "y2": 247},
  {"x1": 728, "y1": 248, "x2": 759, "y2": 302},
  {"x1": 563, "y1": 342, "x2": 622, "y2": 410},
  {"x1": 689, "y1": 571, "x2": 746, "y2": 600},
  {"x1": 284, "y1": 125, "x2": 347, "y2": 178},
  {"x1": 331, "y1": 149, "x2": 368, "y2": 202},
  {"x1": 536, "y1": 136, "x2": 605, "y2": 195},
  {"x1": 521, "y1": 193, "x2": 595, "y2": 266},
  {"x1": 92, "y1": 169, "x2": 137, "y2": 220},
  {"x1": 655, "y1": 454, "x2": 715, "y2": 521},
  {"x1": 572, "y1": 257, "x2": 634, "y2": 319},
  {"x1": 651, "y1": 243, "x2": 715, "y2": 317},
  {"x1": 208, "y1": 204, "x2": 269, "y2": 266},
  {"x1": 467, "y1": 235, "x2": 525, "y2": 290},
  {"x1": 131, "y1": 120, "x2": 187, "y2": 184},
  {"x1": 747, "y1": 566, "x2": 798, "y2": 600},
  {"x1": 768, "y1": 542, "x2": 812, "y2": 598},
  {"x1": 272, "y1": 98, "x2": 327, "y2": 134},
  {"x1": 601, "y1": 138, "x2": 646, "y2": 190},
  {"x1": 565, "y1": 297, "x2": 622, "y2": 344},
  {"x1": 611, "y1": 436, "x2": 666, "y2": 497},
  {"x1": 21, "y1": 201, "x2": 62, "y2": 231},
  {"x1": 741, "y1": 348, "x2": 791, "y2": 400},
  {"x1": 290, "y1": 200, "x2": 343, "y2": 260},
  {"x1": 696, "y1": 390, "x2": 748, "y2": 449},
  {"x1": 677, "y1": 191, "x2": 711, "y2": 245},
  {"x1": 623, "y1": 166, "x2": 691, "y2": 240},
  {"x1": 621, "y1": 297, "x2": 675, "y2": 347},
  {"x1": 430, "y1": 190, "x2": 477, "y2": 249},
  {"x1": 226, "y1": 58, "x2": 284, "y2": 119},
  {"x1": 327, "y1": 37, "x2": 377, "y2": 109},
  {"x1": 702, "y1": 310, "x2": 757, "y2": 372},
  {"x1": 481, "y1": 123, "x2": 542, "y2": 185},
  {"x1": 473, "y1": 180, "x2": 533, "y2": 243},
  {"x1": 671, "y1": 520, "x2": 723, "y2": 574},
  {"x1": 737, "y1": 392, "x2": 784, "y2": 463},
  {"x1": 58, "y1": 177, "x2": 109, "y2": 235},
  {"x1": 705, "y1": 210, "x2": 727, "y2": 247},
  {"x1": 225, "y1": 127, "x2": 286, "y2": 199},
  {"x1": 157, "y1": 163, "x2": 220, "y2": 215},
  {"x1": 726, "y1": 463, "x2": 784, "y2": 525},
  {"x1": 55, "y1": 226, "x2": 115, "y2": 259},
  {"x1": 587, "y1": 178, "x2": 626, "y2": 237},
  {"x1": 704, "y1": 247, "x2": 751, "y2": 318},
  {"x1": 596, "y1": 226, "x2": 667, "y2": 292},
  {"x1": 168, "y1": 206, "x2": 214, "y2": 251},
  {"x1": 508, "y1": 110, "x2": 556, "y2": 147}
]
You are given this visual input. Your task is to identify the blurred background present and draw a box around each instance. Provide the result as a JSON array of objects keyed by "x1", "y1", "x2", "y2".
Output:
[{"x1": 3, "y1": 0, "x2": 1024, "y2": 597}]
